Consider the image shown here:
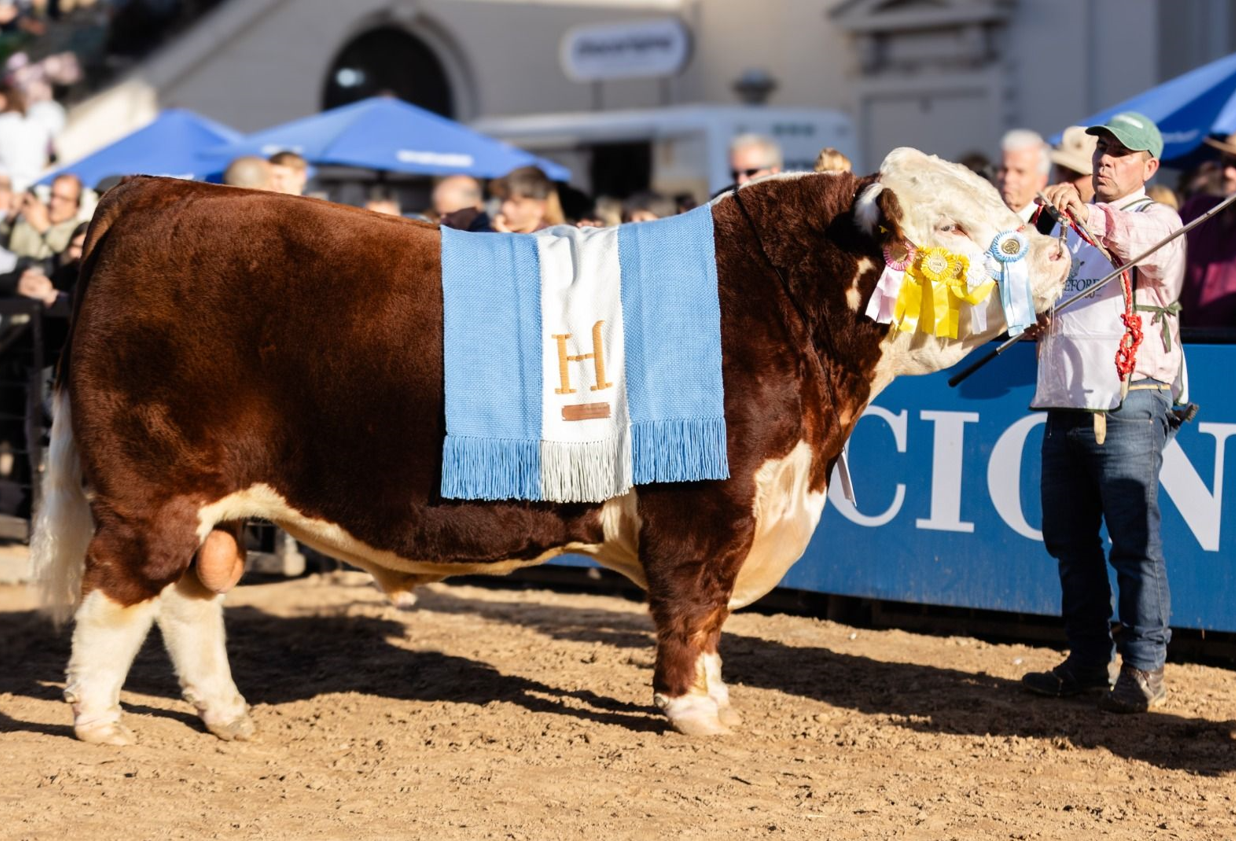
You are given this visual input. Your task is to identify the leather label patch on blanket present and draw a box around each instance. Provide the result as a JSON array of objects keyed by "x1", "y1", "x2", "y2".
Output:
[{"x1": 562, "y1": 402, "x2": 611, "y2": 422}]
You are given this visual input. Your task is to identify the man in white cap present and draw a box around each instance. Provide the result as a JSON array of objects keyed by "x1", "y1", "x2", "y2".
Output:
[{"x1": 1022, "y1": 111, "x2": 1187, "y2": 715}]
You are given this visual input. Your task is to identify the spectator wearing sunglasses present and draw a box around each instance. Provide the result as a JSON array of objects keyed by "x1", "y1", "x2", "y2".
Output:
[
  {"x1": 729, "y1": 133, "x2": 782, "y2": 186},
  {"x1": 1178, "y1": 133, "x2": 1236, "y2": 330}
]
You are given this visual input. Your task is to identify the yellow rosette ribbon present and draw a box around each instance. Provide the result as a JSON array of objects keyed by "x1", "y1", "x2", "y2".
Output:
[{"x1": 893, "y1": 246, "x2": 997, "y2": 339}]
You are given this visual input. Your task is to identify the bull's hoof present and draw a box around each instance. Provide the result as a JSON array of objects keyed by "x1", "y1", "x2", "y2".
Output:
[
  {"x1": 205, "y1": 712, "x2": 256, "y2": 741},
  {"x1": 654, "y1": 693, "x2": 732, "y2": 737},
  {"x1": 75, "y1": 720, "x2": 135, "y2": 746},
  {"x1": 390, "y1": 590, "x2": 418, "y2": 611},
  {"x1": 717, "y1": 704, "x2": 743, "y2": 729}
]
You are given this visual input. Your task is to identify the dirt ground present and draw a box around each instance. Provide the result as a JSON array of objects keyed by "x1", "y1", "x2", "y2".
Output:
[{"x1": 1, "y1": 568, "x2": 1234, "y2": 841}]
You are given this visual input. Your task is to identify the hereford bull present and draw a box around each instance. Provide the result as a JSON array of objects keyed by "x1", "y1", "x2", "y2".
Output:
[{"x1": 32, "y1": 148, "x2": 1068, "y2": 744}]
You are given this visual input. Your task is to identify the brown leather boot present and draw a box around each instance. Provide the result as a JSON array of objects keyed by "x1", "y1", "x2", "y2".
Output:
[
  {"x1": 1022, "y1": 659, "x2": 1114, "y2": 697},
  {"x1": 1098, "y1": 665, "x2": 1166, "y2": 713}
]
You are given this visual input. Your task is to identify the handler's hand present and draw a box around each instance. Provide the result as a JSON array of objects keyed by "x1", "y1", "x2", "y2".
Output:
[
  {"x1": 1038, "y1": 183, "x2": 1088, "y2": 228},
  {"x1": 1022, "y1": 311, "x2": 1052, "y2": 341}
]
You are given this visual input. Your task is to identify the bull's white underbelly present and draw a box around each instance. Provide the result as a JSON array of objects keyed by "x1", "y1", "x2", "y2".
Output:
[
  {"x1": 196, "y1": 442, "x2": 822, "y2": 609},
  {"x1": 195, "y1": 484, "x2": 646, "y2": 587},
  {"x1": 728, "y1": 441, "x2": 827, "y2": 610}
]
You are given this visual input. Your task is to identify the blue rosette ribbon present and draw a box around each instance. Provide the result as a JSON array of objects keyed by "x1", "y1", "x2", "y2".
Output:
[{"x1": 989, "y1": 230, "x2": 1034, "y2": 336}]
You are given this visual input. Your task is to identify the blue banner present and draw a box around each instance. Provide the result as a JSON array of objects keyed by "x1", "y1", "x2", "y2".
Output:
[
  {"x1": 784, "y1": 342, "x2": 1236, "y2": 631},
  {"x1": 557, "y1": 343, "x2": 1235, "y2": 630}
]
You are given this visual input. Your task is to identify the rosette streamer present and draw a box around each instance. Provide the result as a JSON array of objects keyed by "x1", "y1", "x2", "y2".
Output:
[
  {"x1": 864, "y1": 244, "x2": 915, "y2": 324},
  {"x1": 989, "y1": 229, "x2": 1034, "y2": 336},
  {"x1": 964, "y1": 258, "x2": 998, "y2": 334}
]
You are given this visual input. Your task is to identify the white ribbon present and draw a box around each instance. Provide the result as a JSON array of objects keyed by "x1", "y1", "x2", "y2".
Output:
[
  {"x1": 965, "y1": 258, "x2": 996, "y2": 334},
  {"x1": 865, "y1": 263, "x2": 905, "y2": 324}
]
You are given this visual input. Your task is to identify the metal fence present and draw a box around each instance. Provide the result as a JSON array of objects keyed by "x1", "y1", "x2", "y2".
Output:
[{"x1": 0, "y1": 297, "x2": 51, "y2": 538}]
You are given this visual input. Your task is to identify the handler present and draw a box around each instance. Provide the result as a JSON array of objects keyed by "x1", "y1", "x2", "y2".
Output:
[{"x1": 1021, "y1": 112, "x2": 1187, "y2": 714}]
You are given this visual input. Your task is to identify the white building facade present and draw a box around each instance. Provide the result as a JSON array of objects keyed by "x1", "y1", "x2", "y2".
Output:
[{"x1": 60, "y1": 0, "x2": 1236, "y2": 187}]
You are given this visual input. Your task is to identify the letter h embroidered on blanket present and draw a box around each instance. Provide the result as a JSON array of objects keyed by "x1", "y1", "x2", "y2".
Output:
[{"x1": 440, "y1": 204, "x2": 729, "y2": 502}]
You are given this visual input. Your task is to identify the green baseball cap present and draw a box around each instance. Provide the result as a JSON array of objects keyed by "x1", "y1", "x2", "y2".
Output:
[{"x1": 1085, "y1": 111, "x2": 1164, "y2": 159}]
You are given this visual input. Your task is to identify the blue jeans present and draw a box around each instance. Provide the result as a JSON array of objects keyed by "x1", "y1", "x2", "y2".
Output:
[{"x1": 1040, "y1": 384, "x2": 1176, "y2": 672}]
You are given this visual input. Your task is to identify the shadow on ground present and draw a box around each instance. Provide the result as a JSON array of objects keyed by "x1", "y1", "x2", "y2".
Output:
[
  {"x1": 412, "y1": 587, "x2": 1236, "y2": 776},
  {"x1": 2, "y1": 583, "x2": 1232, "y2": 775}
]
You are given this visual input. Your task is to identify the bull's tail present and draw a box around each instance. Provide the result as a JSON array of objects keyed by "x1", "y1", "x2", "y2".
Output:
[{"x1": 30, "y1": 388, "x2": 95, "y2": 626}]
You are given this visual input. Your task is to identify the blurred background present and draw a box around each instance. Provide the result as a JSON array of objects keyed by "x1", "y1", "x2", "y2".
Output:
[{"x1": 9, "y1": 0, "x2": 1236, "y2": 208}]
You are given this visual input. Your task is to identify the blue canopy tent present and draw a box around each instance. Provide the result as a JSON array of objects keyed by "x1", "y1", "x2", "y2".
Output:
[
  {"x1": 205, "y1": 97, "x2": 570, "y2": 181},
  {"x1": 1051, "y1": 51, "x2": 1236, "y2": 164},
  {"x1": 38, "y1": 109, "x2": 241, "y2": 187}
]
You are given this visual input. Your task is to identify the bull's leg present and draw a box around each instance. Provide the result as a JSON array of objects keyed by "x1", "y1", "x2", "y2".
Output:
[
  {"x1": 646, "y1": 578, "x2": 739, "y2": 737},
  {"x1": 65, "y1": 590, "x2": 160, "y2": 745},
  {"x1": 65, "y1": 509, "x2": 201, "y2": 744},
  {"x1": 156, "y1": 572, "x2": 254, "y2": 741},
  {"x1": 702, "y1": 628, "x2": 741, "y2": 728},
  {"x1": 642, "y1": 544, "x2": 736, "y2": 737},
  {"x1": 640, "y1": 490, "x2": 750, "y2": 736}
]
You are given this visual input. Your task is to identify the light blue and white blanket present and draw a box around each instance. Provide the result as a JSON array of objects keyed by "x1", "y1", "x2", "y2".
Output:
[{"x1": 440, "y1": 204, "x2": 728, "y2": 502}]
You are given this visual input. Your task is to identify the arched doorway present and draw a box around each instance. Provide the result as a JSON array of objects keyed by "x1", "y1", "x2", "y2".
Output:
[{"x1": 322, "y1": 26, "x2": 454, "y2": 117}]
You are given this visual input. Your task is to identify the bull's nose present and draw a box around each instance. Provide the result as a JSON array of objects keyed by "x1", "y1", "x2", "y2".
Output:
[{"x1": 1049, "y1": 242, "x2": 1065, "y2": 261}]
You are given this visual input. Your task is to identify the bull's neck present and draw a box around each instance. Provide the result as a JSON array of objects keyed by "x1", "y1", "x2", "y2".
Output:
[
  {"x1": 715, "y1": 174, "x2": 889, "y2": 448},
  {"x1": 720, "y1": 174, "x2": 886, "y2": 372}
]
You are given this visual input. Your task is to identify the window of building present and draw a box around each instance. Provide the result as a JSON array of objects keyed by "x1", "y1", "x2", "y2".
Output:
[{"x1": 323, "y1": 26, "x2": 453, "y2": 117}]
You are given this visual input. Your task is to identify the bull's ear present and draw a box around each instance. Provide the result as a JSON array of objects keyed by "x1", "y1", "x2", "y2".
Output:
[{"x1": 853, "y1": 182, "x2": 906, "y2": 248}]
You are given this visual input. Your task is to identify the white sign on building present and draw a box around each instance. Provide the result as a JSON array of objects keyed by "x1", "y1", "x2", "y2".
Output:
[{"x1": 559, "y1": 18, "x2": 691, "y2": 83}]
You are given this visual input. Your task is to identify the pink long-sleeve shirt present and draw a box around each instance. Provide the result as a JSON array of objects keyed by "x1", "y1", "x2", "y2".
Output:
[{"x1": 1081, "y1": 188, "x2": 1186, "y2": 386}]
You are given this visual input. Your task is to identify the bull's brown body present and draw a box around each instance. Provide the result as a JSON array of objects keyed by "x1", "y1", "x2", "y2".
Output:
[{"x1": 37, "y1": 154, "x2": 1069, "y2": 742}]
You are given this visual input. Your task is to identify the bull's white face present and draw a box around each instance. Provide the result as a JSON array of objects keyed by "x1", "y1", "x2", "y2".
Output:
[{"x1": 858, "y1": 147, "x2": 1070, "y2": 385}]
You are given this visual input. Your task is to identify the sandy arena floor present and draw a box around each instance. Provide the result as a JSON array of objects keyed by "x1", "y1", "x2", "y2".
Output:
[{"x1": 1, "y1": 571, "x2": 1234, "y2": 840}]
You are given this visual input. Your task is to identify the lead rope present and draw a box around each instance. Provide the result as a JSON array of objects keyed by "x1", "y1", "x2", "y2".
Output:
[{"x1": 731, "y1": 186, "x2": 854, "y2": 502}]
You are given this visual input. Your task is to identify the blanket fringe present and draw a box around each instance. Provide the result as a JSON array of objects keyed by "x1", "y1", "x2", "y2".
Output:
[
  {"x1": 632, "y1": 417, "x2": 729, "y2": 484},
  {"x1": 540, "y1": 437, "x2": 633, "y2": 503},
  {"x1": 441, "y1": 437, "x2": 542, "y2": 501}
]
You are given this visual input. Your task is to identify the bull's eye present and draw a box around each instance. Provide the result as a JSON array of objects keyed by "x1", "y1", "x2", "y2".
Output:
[{"x1": 938, "y1": 222, "x2": 962, "y2": 234}]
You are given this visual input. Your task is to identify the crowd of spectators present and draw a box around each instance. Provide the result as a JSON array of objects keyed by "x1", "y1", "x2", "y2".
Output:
[
  {"x1": 5, "y1": 122, "x2": 1236, "y2": 350},
  {"x1": 964, "y1": 126, "x2": 1233, "y2": 330}
]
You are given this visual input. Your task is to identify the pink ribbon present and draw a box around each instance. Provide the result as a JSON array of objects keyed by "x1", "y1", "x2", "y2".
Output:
[{"x1": 865, "y1": 244, "x2": 915, "y2": 325}]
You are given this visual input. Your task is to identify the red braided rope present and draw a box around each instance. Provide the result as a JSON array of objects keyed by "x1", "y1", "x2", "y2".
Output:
[{"x1": 1115, "y1": 270, "x2": 1142, "y2": 379}]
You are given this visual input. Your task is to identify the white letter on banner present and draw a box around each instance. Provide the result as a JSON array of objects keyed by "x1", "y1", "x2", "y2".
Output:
[
  {"x1": 987, "y1": 414, "x2": 1047, "y2": 541},
  {"x1": 829, "y1": 406, "x2": 907, "y2": 527},
  {"x1": 915, "y1": 410, "x2": 979, "y2": 533},
  {"x1": 1160, "y1": 423, "x2": 1236, "y2": 552}
]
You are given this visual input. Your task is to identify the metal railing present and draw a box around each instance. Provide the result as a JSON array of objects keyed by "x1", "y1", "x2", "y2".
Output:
[{"x1": 0, "y1": 297, "x2": 52, "y2": 537}]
